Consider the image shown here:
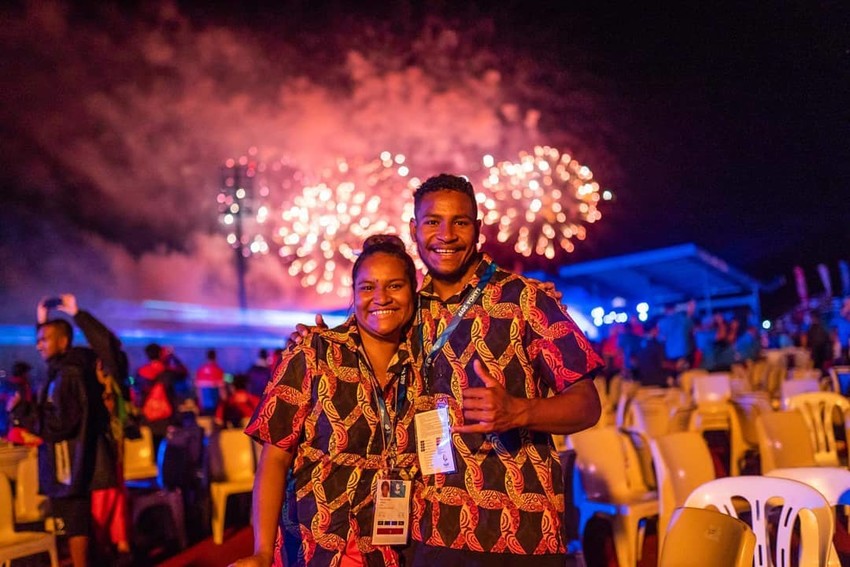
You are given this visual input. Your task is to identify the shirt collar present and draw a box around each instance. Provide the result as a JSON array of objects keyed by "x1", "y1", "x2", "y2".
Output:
[
  {"x1": 419, "y1": 253, "x2": 495, "y2": 302},
  {"x1": 323, "y1": 315, "x2": 413, "y2": 373}
]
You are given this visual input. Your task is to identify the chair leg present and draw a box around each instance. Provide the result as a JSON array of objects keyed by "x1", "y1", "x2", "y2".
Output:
[
  {"x1": 611, "y1": 515, "x2": 638, "y2": 567},
  {"x1": 49, "y1": 541, "x2": 59, "y2": 567},
  {"x1": 211, "y1": 487, "x2": 227, "y2": 545}
]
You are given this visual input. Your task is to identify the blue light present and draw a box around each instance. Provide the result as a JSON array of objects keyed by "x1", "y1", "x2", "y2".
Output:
[
  {"x1": 636, "y1": 302, "x2": 649, "y2": 313},
  {"x1": 590, "y1": 307, "x2": 605, "y2": 319},
  {"x1": 762, "y1": 320, "x2": 771, "y2": 330}
]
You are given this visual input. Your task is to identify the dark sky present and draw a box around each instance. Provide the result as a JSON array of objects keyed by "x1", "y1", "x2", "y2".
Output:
[{"x1": 1, "y1": 1, "x2": 848, "y2": 318}]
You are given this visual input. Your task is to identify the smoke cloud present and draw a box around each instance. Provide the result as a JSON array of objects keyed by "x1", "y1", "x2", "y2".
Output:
[{"x1": 0, "y1": 1, "x2": 615, "y2": 321}]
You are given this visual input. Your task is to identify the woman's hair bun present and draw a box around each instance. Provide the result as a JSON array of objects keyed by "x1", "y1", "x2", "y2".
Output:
[{"x1": 362, "y1": 234, "x2": 406, "y2": 253}]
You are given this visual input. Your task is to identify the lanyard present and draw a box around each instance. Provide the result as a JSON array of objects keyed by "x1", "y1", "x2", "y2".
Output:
[
  {"x1": 371, "y1": 367, "x2": 408, "y2": 464},
  {"x1": 421, "y1": 262, "x2": 497, "y2": 392}
]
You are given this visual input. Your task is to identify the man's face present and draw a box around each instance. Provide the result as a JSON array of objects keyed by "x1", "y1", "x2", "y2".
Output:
[
  {"x1": 410, "y1": 189, "x2": 481, "y2": 283},
  {"x1": 36, "y1": 325, "x2": 68, "y2": 361}
]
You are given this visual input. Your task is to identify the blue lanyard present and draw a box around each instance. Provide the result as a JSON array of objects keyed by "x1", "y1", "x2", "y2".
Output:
[
  {"x1": 371, "y1": 367, "x2": 408, "y2": 455},
  {"x1": 421, "y1": 262, "x2": 497, "y2": 389}
]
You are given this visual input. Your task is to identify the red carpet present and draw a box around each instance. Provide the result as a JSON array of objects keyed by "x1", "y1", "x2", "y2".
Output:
[{"x1": 157, "y1": 526, "x2": 253, "y2": 567}]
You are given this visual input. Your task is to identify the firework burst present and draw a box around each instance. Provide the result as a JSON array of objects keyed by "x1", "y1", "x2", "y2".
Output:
[{"x1": 479, "y1": 146, "x2": 608, "y2": 260}]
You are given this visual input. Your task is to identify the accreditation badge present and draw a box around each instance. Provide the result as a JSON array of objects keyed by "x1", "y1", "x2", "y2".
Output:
[
  {"x1": 371, "y1": 478, "x2": 412, "y2": 545},
  {"x1": 414, "y1": 406, "x2": 456, "y2": 476}
]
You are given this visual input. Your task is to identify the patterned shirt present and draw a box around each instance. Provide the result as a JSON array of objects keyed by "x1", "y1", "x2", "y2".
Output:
[
  {"x1": 245, "y1": 317, "x2": 418, "y2": 567},
  {"x1": 411, "y1": 254, "x2": 603, "y2": 555}
]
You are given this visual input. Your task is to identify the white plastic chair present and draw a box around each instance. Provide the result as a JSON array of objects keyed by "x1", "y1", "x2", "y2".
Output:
[
  {"x1": 684, "y1": 476, "x2": 834, "y2": 567},
  {"x1": 13, "y1": 451, "x2": 47, "y2": 525},
  {"x1": 209, "y1": 429, "x2": 256, "y2": 544},
  {"x1": 786, "y1": 391, "x2": 850, "y2": 467},
  {"x1": 569, "y1": 426, "x2": 658, "y2": 567},
  {"x1": 650, "y1": 432, "x2": 716, "y2": 555},
  {"x1": 124, "y1": 426, "x2": 159, "y2": 482},
  {"x1": 779, "y1": 377, "x2": 820, "y2": 409},
  {"x1": 688, "y1": 373, "x2": 748, "y2": 475},
  {"x1": 0, "y1": 472, "x2": 57, "y2": 567},
  {"x1": 767, "y1": 466, "x2": 850, "y2": 566},
  {"x1": 756, "y1": 410, "x2": 818, "y2": 473}
]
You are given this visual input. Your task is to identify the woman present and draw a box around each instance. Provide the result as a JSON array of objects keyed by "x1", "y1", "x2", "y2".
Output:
[{"x1": 233, "y1": 235, "x2": 419, "y2": 567}]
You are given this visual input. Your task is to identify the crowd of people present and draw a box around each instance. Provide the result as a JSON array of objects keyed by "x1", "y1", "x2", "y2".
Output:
[
  {"x1": 595, "y1": 297, "x2": 850, "y2": 390},
  {"x1": 0, "y1": 294, "x2": 282, "y2": 566}
]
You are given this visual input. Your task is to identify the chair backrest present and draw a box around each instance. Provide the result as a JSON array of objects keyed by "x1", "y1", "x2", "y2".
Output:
[
  {"x1": 684, "y1": 476, "x2": 834, "y2": 567},
  {"x1": 626, "y1": 396, "x2": 672, "y2": 438},
  {"x1": 828, "y1": 366, "x2": 850, "y2": 396},
  {"x1": 212, "y1": 429, "x2": 255, "y2": 483},
  {"x1": 766, "y1": 466, "x2": 850, "y2": 507},
  {"x1": 14, "y1": 451, "x2": 46, "y2": 522},
  {"x1": 788, "y1": 368, "x2": 822, "y2": 381},
  {"x1": 659, "y1": 506, "x2": 756, "y2": 567},
  {"x1": 677, "y1": 369, "x2": 708, "y2": 400},
  {"x1": 692, "y1": 373, "x2": 731, "y2": 405},
  {"x1": 124, "y1": 426, "x2": 156, "y2": 472},
  {"x1": 786, "y1": 391, "x2": 850, "y2": 467},
  {"x1": 756, "y1": 409, "x2": 817, "y2": 472},
  {"x1": 570, "y1": 426, "x2": 651, "y2": 501},
  {"x1": 651, "y1": 432, "x2": 716, "y2": 550},
  {"x1": 780, "y1": 378, "x2": 820, "y2": 409}
]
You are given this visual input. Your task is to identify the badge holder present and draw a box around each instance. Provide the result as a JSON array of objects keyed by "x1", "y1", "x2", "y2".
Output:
[{"x1": 371, "y1": 475, "x2": 412, "y2": 545}]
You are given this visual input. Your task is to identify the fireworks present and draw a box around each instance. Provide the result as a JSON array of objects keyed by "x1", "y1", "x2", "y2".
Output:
[
  {"x1": 221, "y1": 152, "x2": 420, "y2": 297},
  {"x1": 218, "y1": 145, "x2": 610, "y2": 297},
  {"x1": 479, "y1": 146, "x2": 606, "y2": 259}
]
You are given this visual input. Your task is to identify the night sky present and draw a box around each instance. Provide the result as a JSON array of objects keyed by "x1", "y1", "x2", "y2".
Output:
[{"x1": 1, "y1": 1, "x2": 848, "y2": 319}]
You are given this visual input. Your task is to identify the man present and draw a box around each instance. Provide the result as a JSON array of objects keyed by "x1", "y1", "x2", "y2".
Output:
[
  {"x1": 11, "y1": 297, "x2": 117, "y2": 567},
  {"x1": 656, "y1": 301, "x2": 696, "y2": 372},
  {"x1": 406, "y1": 174, "x2": 602, "y2": 566}
]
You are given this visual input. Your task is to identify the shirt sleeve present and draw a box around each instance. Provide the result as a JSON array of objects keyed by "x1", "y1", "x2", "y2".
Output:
[
  {"x1": 522, "y1": 284, "x2": 604, "y2": 393},
  {"x1": 244, "y1": 337, "x2": 317, "y2": 451}
]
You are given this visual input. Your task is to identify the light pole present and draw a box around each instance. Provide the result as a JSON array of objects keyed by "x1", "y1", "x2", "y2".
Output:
[{"x1": 218, "y1": 159, "x2": 254, "y2": 311}]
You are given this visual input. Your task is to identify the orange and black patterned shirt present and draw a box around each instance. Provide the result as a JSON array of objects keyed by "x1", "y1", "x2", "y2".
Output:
[
  {"x1": 245, "y1": 317, "x2": 418, "y2": 567},
  {"x1": 411, "y1": 254, "x2": 604, "y2": 556}
]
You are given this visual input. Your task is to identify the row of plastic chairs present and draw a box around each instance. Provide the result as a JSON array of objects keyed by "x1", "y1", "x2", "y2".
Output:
[
  {"x1": 662, "y1": 475, "x2": 838, "y2": 567},
  {"x1": 0, "y1": 454, "x2": 57, "y2": 566},
  {"x1": 570, "y1": 417, "x2": 850, "y2": 567},
  {"x1": 125, "y1": 425, "x2": 257, "y2": 546}
]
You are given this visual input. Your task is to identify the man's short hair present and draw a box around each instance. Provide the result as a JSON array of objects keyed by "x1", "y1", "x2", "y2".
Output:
[
  {"x1": 413, "y1": 174, "x2": 478, "y2": 218},
  {"x1": 38, "y1": 319, "x2": 74, "y2": 346},
  {"x1": 145, "y1": 343, "x2": 162, "y2": 361}
]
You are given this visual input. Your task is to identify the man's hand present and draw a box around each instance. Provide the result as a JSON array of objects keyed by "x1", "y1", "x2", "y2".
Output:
[
  {"x1": 36, "y1": 297, "x2": 49, "y2": 325},
  {"x1": 286, "y1": 314, "x2": 327, "y2": 348},
  {"x1": 56, "y1": 294, "x2": 79, "y2": 317},
  {"x1": 453, "y1": 360, "x2": 526, "y2": 434},
  {"x1": 528, "y1": 278, "x2": 563, "y2": 301}
]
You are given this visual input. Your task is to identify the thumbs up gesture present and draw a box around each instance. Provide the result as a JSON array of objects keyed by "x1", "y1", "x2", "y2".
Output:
[{"x1": 453, "y1": 360, "x2": 526, "y2": 434}]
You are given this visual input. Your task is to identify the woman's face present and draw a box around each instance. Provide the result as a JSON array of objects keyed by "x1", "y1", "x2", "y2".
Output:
[{"x1": 354, "y1": 252, "x2": 415, "y2": 343}]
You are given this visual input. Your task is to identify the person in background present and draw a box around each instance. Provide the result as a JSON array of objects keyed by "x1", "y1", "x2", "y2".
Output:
[
  {"x1": 215, "y1": 373, "x2": 260, "y2": 428},
  {"x1": 136, "y1": 343, "x2": 183, "y2": 449},
  {"x1": 3, "y1": 361, "x2": 41, "y2": 446},
  {"x1": 246, "y1": 348, "x2": 272, "y2": 397},
  {"x1": 834, "y1": 298, "x2": 850, "y2": 364},
  {"x1": 195, "y1": 348, "x2": 225, "y2": 415},
  {"x1": 11, "y1": 296, "x2": 118, "y2": 567},
  {"x1": 656, "y1": 301, "x2": 696, "y2": 373},
  {"x1": 804, "y1": 312, "x2": 832, "y2": 374},
  {"x1": 632, "y1": 323, "x2": 670, "y2": 387}
]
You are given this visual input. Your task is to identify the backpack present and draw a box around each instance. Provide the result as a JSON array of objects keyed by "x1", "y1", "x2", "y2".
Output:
[{"x1": 142, "y1": 380, "x2": 173, "y2": 422}]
